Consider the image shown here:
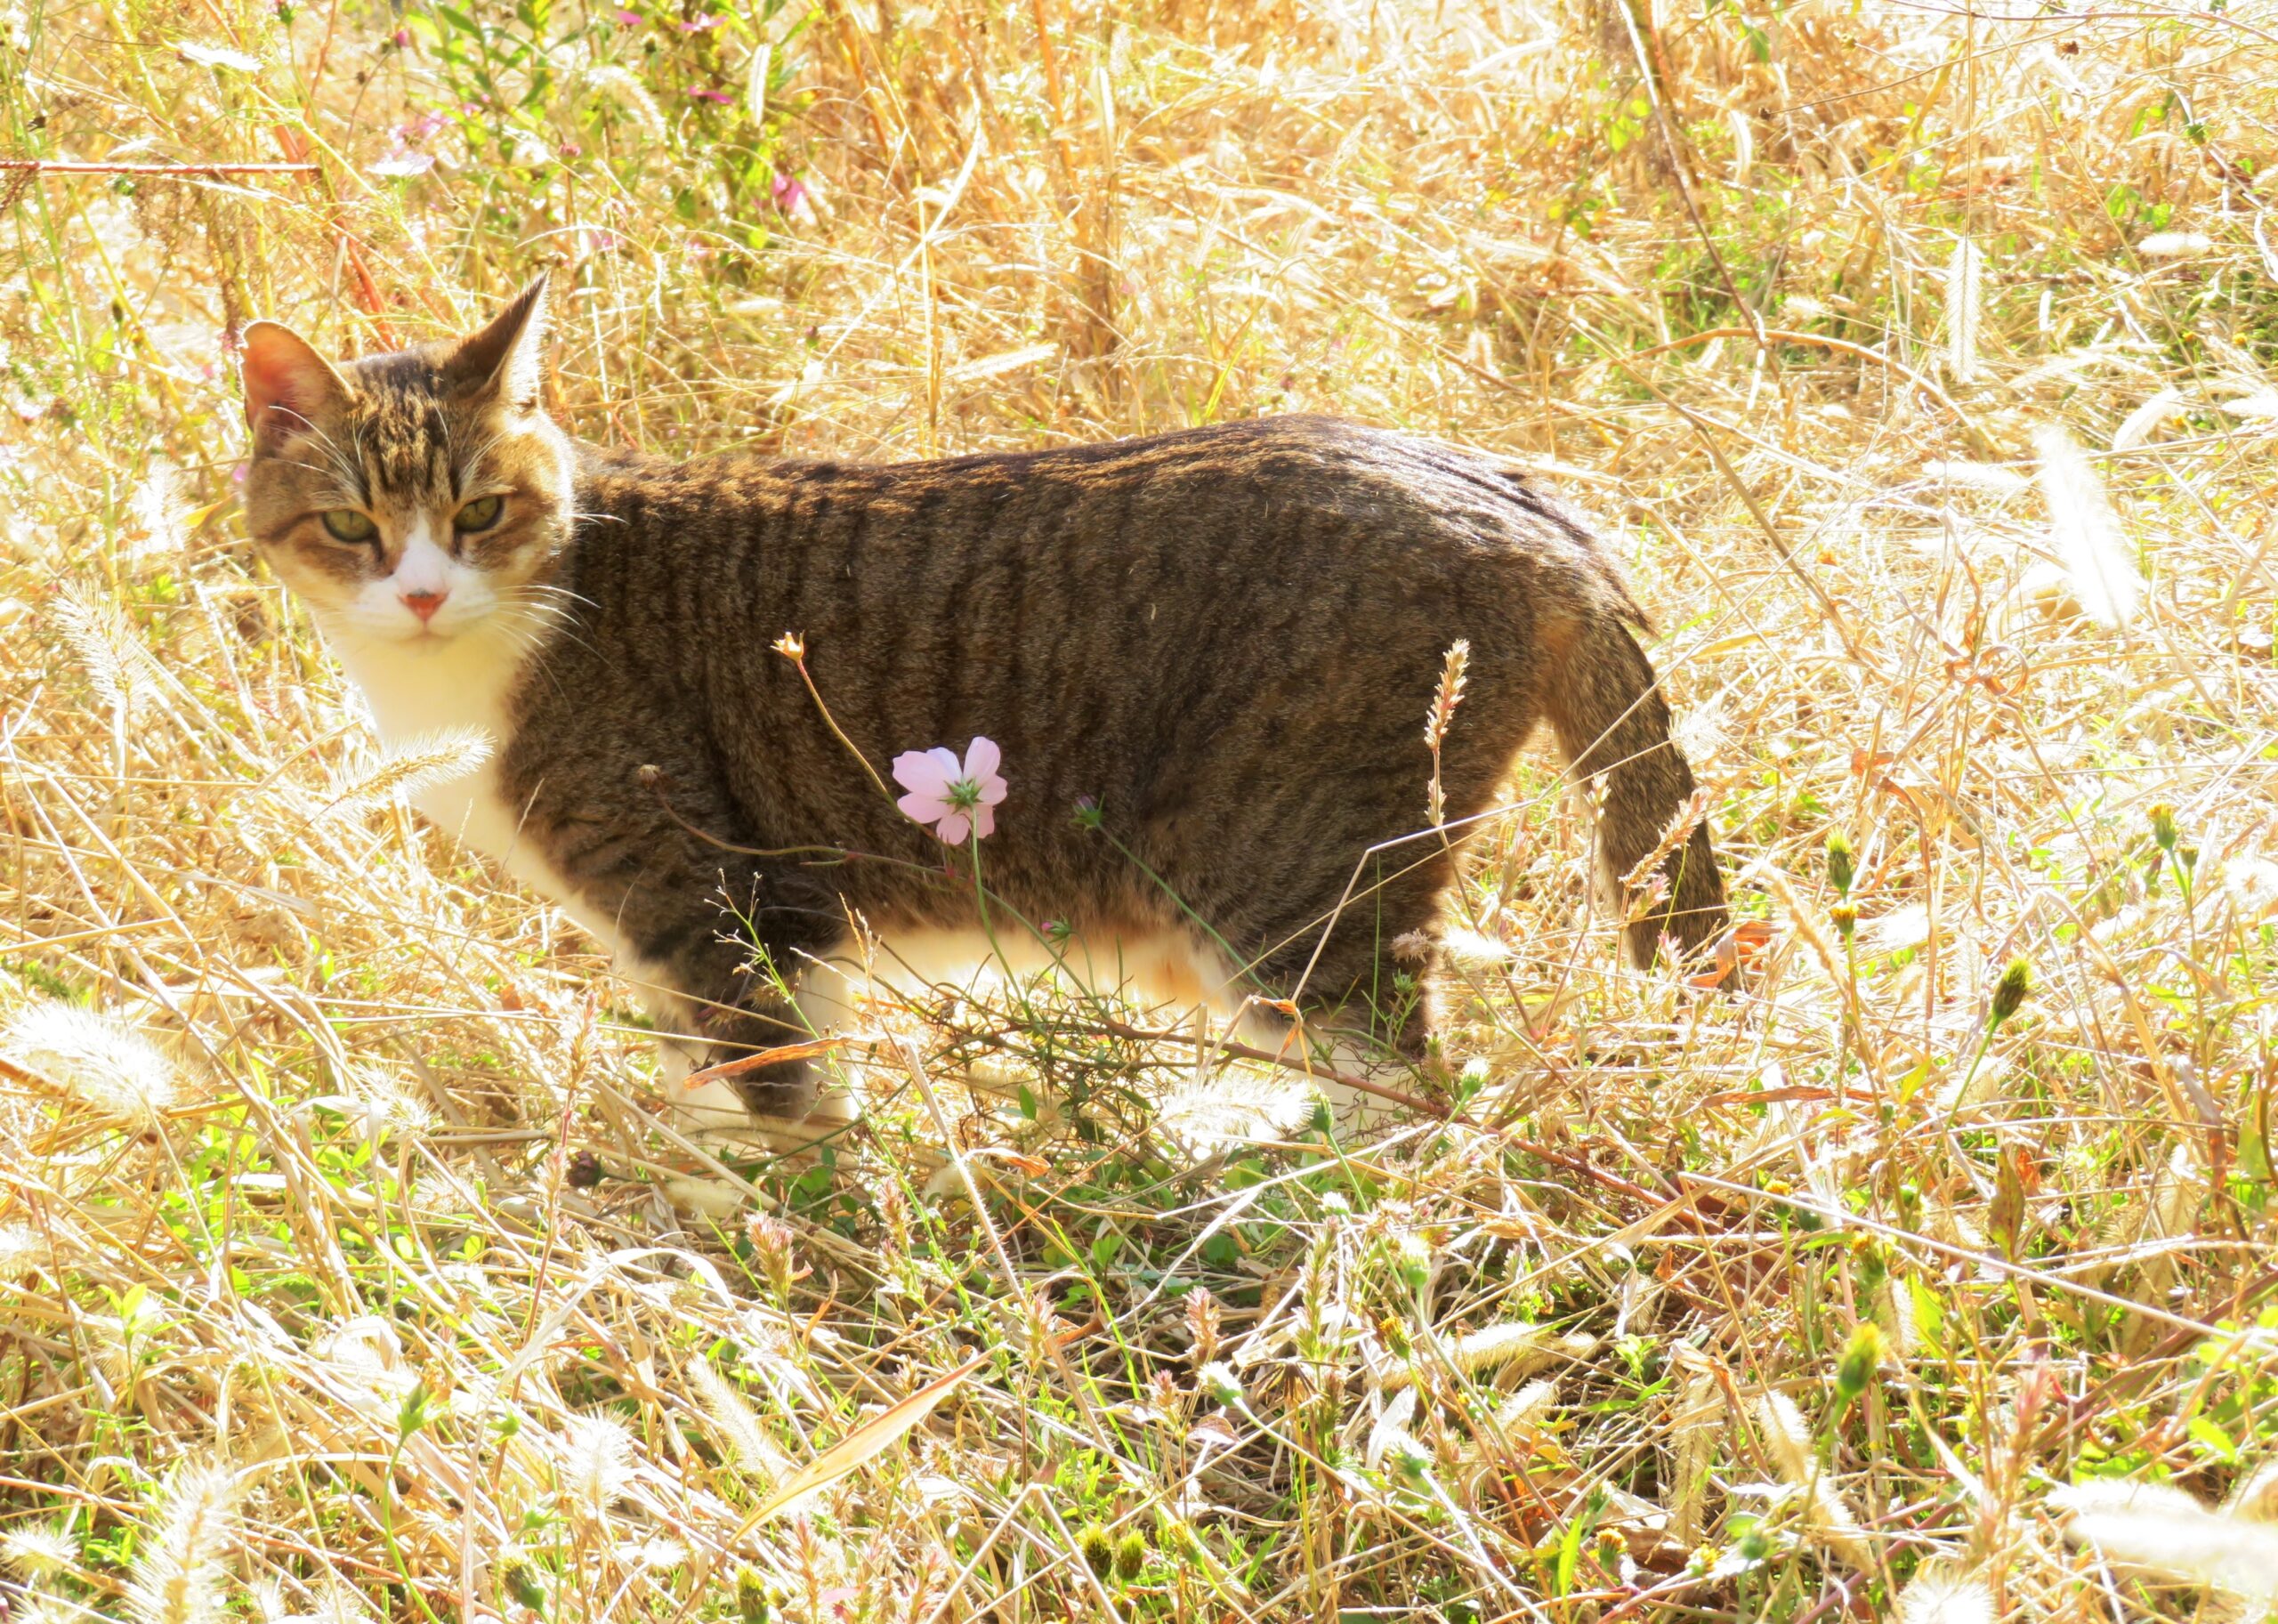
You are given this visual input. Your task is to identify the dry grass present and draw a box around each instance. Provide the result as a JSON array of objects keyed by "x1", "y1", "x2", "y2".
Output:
[{"x1": 5, "y1": 0, "x2": 2278, "y2": 1618}]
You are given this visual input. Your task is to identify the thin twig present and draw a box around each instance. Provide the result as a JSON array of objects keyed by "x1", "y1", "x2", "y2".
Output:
[{"x1": 0, "y1": 159, "x2": 319, "y2": 176}]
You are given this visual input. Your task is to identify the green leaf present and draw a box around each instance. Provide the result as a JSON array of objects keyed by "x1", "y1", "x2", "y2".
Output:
[
  {"x1": 2242, "y1": 1116, "x2": 2273, "y2": 1184},
  {"x1": 2186, "y1": 1414, "x2": 2239, "y2": 1463}
]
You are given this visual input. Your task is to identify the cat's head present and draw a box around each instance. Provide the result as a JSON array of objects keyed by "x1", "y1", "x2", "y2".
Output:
[{"x1": 238, "y1": 279, "x2": 574, "y2": 648}]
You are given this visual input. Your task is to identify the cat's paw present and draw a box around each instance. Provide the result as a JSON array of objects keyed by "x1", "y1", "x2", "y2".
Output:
[{"x1": 718, "y1": 1050, "x2": 816, "y2": 1122}]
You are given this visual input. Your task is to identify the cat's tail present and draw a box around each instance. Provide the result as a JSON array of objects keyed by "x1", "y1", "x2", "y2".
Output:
[{"x1": 1541, "y1": 613, "x2": 1729, "y2": 969}]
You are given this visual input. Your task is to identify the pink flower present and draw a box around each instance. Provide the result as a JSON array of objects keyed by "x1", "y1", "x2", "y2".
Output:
[
  {"x1": 771, "y1": 172, "x2": 812, "y2": 217},
  {"x1": 687, "y1": 86, "x2": 732, "y2": 104},
  {"x1": 678, "y1": 12, "x2": 722, "y2": 28},
  {"x1": 610, "y1": 7, "x2": 642, "y2": 22},
  {"x1": 893, "y1": 738, "x2": 1006, "y2": 846}
]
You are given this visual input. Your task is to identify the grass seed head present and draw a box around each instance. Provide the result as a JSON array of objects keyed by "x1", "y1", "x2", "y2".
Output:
[
  {"x1": 2054, "y1": 1480, "x2": 2278, "y2": 1602},
  {"x1": 2032, "y1": 424, "x2": 2144, "y2": 630},
  {"x1": 3, "y1": 1001, "x2": 183, "y2": 1128},
  {"x1": 124, "y1": 1461, "x2": 238, "y2": 1624},
  {"x1": 0, "y1": 1521, "x2": 79, "y2": 1581},
  {"x1": 1894, "y1": 1560, "x2": 1995, "y2": 1624}
]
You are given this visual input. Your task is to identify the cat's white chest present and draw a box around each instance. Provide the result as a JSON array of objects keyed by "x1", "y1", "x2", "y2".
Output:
[{"x1": 327, "y1": 624, "x2": 627, "y2": 957}]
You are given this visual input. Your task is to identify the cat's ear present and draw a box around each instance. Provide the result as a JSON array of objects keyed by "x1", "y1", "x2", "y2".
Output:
[
  {"x1": 448, "y1": 275, "x2": 550, "y2": 411},
  {"x1": 240, "y1": 321, "x2": 350, "y2": 448}
]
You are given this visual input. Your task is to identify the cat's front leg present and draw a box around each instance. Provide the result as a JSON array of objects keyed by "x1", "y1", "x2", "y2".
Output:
[
  {"x1": 688, "y1": 990, "x2": 826, "y2": 1122},
  {"x1": 641, "y1": 888, "x2": 856, "y2": 1131}
]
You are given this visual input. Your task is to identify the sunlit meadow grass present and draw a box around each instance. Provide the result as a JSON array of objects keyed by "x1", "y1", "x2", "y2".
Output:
[{"x1": 4, "y1": 0, "x2": 2278, "y2": 1619}]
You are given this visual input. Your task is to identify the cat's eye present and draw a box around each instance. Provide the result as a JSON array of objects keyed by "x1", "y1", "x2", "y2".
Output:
[
  {"x1": 319, "y1": 508, "x2": 376, "y2": 544},
  {"x1": 455, "y1": 494, "x2": 505, "y2": 533}
]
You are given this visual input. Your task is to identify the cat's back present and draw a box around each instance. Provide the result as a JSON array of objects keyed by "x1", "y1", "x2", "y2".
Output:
[{"x1": 575, "y1": 414, "x2": 1620, "y2": 608}]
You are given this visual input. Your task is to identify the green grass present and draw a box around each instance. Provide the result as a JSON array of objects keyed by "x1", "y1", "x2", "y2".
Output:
[{"x1": 5, "y1": 0, "x2": 2278, "y2": 1619}]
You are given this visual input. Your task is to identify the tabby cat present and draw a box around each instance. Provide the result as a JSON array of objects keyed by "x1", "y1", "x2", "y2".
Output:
[{"x1": 238, "y1": 279, "x2": 1726, "y2": 1129}]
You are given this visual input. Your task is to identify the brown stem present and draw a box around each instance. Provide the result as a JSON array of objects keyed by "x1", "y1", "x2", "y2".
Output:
[{"x1": 0, "y1": 160, "x2": 318, "y2": 175}]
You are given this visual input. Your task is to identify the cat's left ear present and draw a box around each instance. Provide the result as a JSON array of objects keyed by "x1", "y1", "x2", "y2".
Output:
[
  {"x1": 448, "y1": 274, "x2": 550, "y2": 411},
  {"x1": 241, "y1": 320, "x2": 351, "y2": 448}
]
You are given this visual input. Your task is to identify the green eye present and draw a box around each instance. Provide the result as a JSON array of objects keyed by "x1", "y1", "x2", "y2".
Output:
[
  {"x1": 319, "y1": 508, "x2": 376, "y2": 543},
  {"x1": 455, "y1": 494, "x2": 505, "y2": 533}
]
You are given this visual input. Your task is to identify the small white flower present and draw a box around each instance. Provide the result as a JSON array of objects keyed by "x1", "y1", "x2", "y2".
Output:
[
  {"x1": 0, "y1": 1222, "x2": 46, "y2": 1275},
  {"x1": 2221, "y1": 855, "x2": 2278, "y2": 920},
  {"x1": 1197, "y1": 1361, "x2": 1245, "y2": 1407}
]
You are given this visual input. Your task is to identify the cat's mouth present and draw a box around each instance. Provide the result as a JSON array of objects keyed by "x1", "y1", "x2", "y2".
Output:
[{"x1": 328, "y1": 608, "x2": 475, "y2": 649}]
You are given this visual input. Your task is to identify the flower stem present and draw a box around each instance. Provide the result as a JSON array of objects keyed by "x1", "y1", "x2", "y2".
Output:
[{"x1": 781, "y1": 643, "x2": 893, "y2": 802}]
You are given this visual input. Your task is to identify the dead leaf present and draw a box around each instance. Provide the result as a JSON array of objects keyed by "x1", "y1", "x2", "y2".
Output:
[
  {"x1": 684, "y1": 1036, "x2": 847, "y2": 1087},
  {"x1": 731, "y1": 1350, "x2": 989, "y2": 1538}
]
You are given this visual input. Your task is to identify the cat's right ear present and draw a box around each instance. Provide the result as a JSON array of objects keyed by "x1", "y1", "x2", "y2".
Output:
[
  {"x1": 446, "y1": 275, "x2": 550, "y2": 413},
  {"x1": 240, "y1": 322, "x2": 350, "y2": 449}
]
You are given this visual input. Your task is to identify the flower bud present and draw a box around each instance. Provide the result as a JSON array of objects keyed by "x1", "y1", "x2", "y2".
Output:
[
  {"x1": 1850, "y1": 1235, "x2": 1888, "y2": 1295},
  {"x1": 1113, "y1": 1530, "x2": 1148, "y2": 1580},
  {"x1": 1991, "y1": 957, "x2": 2031, "y2": 1026},
  {"x1": 1825, "y1": 833, "x2": 1856, "y2": 896},
  {"x1": 1835, "y1": 1321, "x2": 1887, "y2": 1401},
  {"x1": 1389, "y1": 1232, "x2": 1433, "y2": 1296},
  {"x1": 1079, "y1": 1523, "x2": 1114, "y2": 1575},
  {"x1": 734, "y1": 1571, "x2": 775, "y2": 1624},
  {"x1": 1830, "y1": 901, "x2": 1857, "y2": 942},
  {"x1": 507, "y1": 1563, "x2": 551, "y2": 1616},
  {"x1": 746, "y1": 1213, "x2": 799, "y2": 1298},
  {"x1": 2147, "y1": 801, "x2": 2177, "y2": 851}
]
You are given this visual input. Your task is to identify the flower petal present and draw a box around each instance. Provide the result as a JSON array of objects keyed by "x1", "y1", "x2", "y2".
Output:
[
  {"x1": 927, "y1": 746, "x2": 963, "y2": 783},
  {"x1": 963, "y1": 736, "x2": 1001, "y2": 784},
  {"x1": 975, "y1": 774, "x2": 1007, "y2": 806},
  {"x1": 892, "y1": 749, "x2": 951, "y2": 797},
  {"x1": 934, "y1": 812, "x2": 971, "y2": 845},
  {"x1": 971, "y1": 803, "x2": 996, "y2": 841},
  {"x1": 898, "y1": 791, "x2": 953, "y2": 825}
]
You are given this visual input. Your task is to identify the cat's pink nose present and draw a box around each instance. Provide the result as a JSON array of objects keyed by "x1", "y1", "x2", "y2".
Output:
[{"x1": 400, "y1": 589, "x2": 448, "y2": 623}]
